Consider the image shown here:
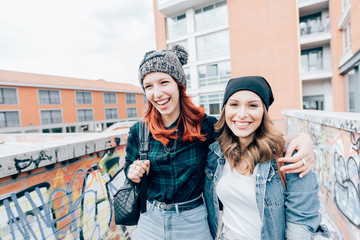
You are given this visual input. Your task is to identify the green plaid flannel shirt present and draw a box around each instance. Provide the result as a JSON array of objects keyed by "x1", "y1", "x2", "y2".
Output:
[{"x1": 124, "y1": 115, "x2": 218, "y2": 203}]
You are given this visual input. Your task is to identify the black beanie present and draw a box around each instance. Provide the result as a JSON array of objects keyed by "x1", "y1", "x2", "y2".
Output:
[{"x1": 222, "y1": 76, "x2": 274, "y2": 110}]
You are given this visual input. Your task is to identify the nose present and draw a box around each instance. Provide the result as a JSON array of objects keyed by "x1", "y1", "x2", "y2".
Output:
[
  {"x1": 153, "y1": 85, "x2": 164, "y2": 99},
  {"x1": 236, "y1": 106, "x2": 247, "y2": 118}
]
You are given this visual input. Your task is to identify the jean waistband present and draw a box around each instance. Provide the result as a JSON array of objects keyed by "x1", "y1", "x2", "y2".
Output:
[{"x1": 149, "y1": 195, "x2": 203, "y2": 211}]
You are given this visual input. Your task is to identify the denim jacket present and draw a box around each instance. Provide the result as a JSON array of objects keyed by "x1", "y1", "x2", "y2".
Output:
[{"x1": 204, "y1": 141, "x2": 329, "y2": 240}]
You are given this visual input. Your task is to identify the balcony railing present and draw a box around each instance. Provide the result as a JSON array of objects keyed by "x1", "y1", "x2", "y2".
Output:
[{"x1": 299, "y1": 17, "x2": 330, "y2": 37}]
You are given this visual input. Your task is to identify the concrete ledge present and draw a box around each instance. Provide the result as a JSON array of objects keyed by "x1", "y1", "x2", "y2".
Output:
[
  {"x1": 0, "y1": 129, "x2": 129, "y2": 178},
  {"x1": 282, "y1": 110, "x2": 360, "y2": 133}
]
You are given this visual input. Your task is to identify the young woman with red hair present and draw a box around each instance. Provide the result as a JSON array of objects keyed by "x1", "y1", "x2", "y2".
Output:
[{"x1": 124, "y1": 45, "x2": 315, "y2": 240}]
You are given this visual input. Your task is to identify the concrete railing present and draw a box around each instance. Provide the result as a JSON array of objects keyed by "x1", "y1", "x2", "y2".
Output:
[
  {"x1": 283, "y1": 110, "x2": 360, "y2": 240},
  {"x1": 0, "y1": 125, "x2": 136, "y2": 239}
]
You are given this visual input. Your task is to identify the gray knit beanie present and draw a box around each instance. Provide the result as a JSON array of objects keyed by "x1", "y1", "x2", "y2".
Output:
[{"x1": 138, "y1": 44, "x2": 188, "y2": 90}]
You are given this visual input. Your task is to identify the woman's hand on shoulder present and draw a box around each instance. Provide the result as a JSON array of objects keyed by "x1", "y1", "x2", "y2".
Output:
[
  {"x1": 127, "y1": 160, "x2": 150, "y2": 183},
  {"x1": 278, "y1": 133, "x2": 314, "y2": 178}
]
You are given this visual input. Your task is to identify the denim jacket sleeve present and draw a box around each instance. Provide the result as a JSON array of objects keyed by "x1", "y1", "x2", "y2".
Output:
[{"x1": 284, "y1": 167, "x2": 322, "y2": 240}]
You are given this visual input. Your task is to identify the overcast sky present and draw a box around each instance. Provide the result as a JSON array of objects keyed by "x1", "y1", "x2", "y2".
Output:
[{"x1": 0, "y1": 0, "x2": 156, "y2": 87}]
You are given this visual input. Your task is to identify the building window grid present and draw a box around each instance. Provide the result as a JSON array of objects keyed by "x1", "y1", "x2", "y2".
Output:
[
  {"x1": 0, "y1": 88, "x2": 18, "y2": 104},
  {"x1": 127, "y1": 107, "x2": 137, "y2": 118},
  {"x1": 303, "y1": 95, "x2": 324, "y2": 110},
  {"x1": 76, "y1": 92, "x2": 92, "y2": 105},
  {"x1": 184, "y1": 67, "x2": 191, "y2": 89},
  {"x1": 347, "y1": 67, "x2": 360, "y2": 112},
  {"x1": 198, "y1": 61, "x2": 231, "y2": 87},
  {"x1": 104, "y1": 92, "x2": 117, "y2": 104},
  {"x1": 105, "y1": 108, "x2": 118, "y2": 120},
  {"x1": 0, "y1": 111, "x2": 20, "y2": 128},
  {"x1": 143, "y1": 95, "x2": 147, "y2": 104},
  {"x1": 342, "y1": 0, "x2": 350, "y2": 12},
  {"x1": 39, "y1": 90, "x2": 60, "y2": 105},
  {"x1": 343, "y1": 22, "x2": 351, "y2": 54},
  {"x1": 166, "y1": 13, "x2": 187, "y2": 40},
  {"x1": 299, "y1": 13, "x2": 329, "y2": 37},
  {"x1": 77, "y1": 109, "x2": 94, "y2": 122},
  {"x1": 126, "y1": 94, "x2": 136, "y2": 104},
  {"x1": 200, "y1": 93, "x2": 224, "y2": 117},
  {"x1": 41, "y1": 110, "x2": 62, "y2": 125},
  {"x1": 168, "y1": 40, "x2": 188, "y2": 51},
  {"x1": 301, "y1": 47, "x2": 323, "y2": 73},
  {"x1": 194, "y1": 0, "x2": 228, "y2": 32},
  {"x1": 196, "y1": 30, "x2": 230, "y2": 60}
]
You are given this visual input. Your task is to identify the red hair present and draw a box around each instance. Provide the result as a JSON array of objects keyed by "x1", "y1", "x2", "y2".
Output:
[{"x1": 144, "y1": 83, "x2": 206, "y2": 145}]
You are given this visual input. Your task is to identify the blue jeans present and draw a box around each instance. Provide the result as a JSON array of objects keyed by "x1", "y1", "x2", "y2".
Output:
[{"x1": 135, "y1": 200, "x2": 212, "y2": 240}]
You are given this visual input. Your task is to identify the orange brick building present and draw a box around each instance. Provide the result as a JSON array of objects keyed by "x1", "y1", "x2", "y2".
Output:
[
  {"x1": 153, "y1": 0, "x2": 360, "y2": 119},
  {"x1": 0, "y1": 69, "x2": 147, "y2": 133}
]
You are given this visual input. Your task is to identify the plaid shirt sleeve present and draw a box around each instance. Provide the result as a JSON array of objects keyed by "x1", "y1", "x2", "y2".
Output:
[{"x1": 124, "y1": 121, "x2": 140, "y2": 178}]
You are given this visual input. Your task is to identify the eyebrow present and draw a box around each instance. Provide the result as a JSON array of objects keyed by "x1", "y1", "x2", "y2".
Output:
[{"x1": 228, "y1": 99, "x2": 261, "y2": 103}]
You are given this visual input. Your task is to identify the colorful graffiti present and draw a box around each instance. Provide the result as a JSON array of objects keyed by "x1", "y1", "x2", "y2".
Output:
[
  {"x1": 0, "y1": 142, "x2": 135, "y2": 240},
  {"x1": 287, "y1": 117, "x2": 360, "y2": 240}
]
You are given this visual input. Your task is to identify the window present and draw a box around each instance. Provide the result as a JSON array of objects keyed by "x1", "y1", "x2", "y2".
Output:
[
  {"x1": 343, "y1": 21, "x2": 351, "y2": 54},
  {"x1": 200, "y1": 93, "x2": 224, "y2": 117},
  {"x1": 39, "y1": 90, "x2": 60, "y2": 104},
  {"x1": 0, "y1": 111, "x2": 20, "y2": 128},
  {"x1": 166, "y1": 13, "x2": 187, "y2": 39},
  {"x1": 127, "y1": 108, "x2": 137, "y2": 118},
  {"x1": 126, "y1": 94, "x2": 136, "y2": 104},
  {"x1": 77, "y1": 109, "x2": 94, "y2": 121},
  {"x1": 143, "y1": 95, "x2": 147, "y2": 104},
  {"x1": 0, "y1": 88, "x2": 17, "y2": 104},
  {"x1": 299, "y1": 13, "x2": 326, "y2": 36},
  {"x1": 104, "y1": 92, "x2": 117, "y2": 104},
  {"x1": 195, "y1": 1, "x2": 228, "y2": 31},
  {"x1": 347, "y1": 67, "x2": 360, "y2": 112},
  {"x1": 198, "y1": 61, "x2": 231, "y2": 87},
  {"x1": 303, "y1": 95, "x2": 324, "y2": 110},
  {"x1": 168, "y1": 40, "x2": 188, "y2": 51},
  {"x1": 301, "y1": 47, "x2": 323, "y2": 73},
  {"x1": 184, "y1": 67, "x2": 191, "y2": 89},
  {"x1": 196, "y1": 30, "x2": 230, "y2": 60},
  {"x1": 105, "y1": 108, "x2": 118, "y2": 119},
  {"x1": 342, "y1": 0, "x2": 350, "y2": 12},
  {"x1": 76, "y1": 91, "x2": 92, "y2": 104},
  {"x1": 41, "y1": 110, "x2": 62, "y2": 124}
]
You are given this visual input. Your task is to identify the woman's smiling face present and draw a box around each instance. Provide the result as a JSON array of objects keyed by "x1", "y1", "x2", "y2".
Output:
[
  {"x1": 143, "y1": 72, "x2": 180, "y2": 125},
  {"x1": 225, "y1": 90, "x2": 264, "y2": 144}
]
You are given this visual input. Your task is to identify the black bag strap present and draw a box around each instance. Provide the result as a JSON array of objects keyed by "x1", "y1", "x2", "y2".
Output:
[{"x1": 139, "y1": 121, "x2": 149, "y2": 213}]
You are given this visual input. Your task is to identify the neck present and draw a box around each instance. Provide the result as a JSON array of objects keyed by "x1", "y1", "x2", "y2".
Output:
[
  {"x1": 239, "y1": 135, "x2": 255, "y2": 151},
  {"x1": 162, "y1": 113, "x2": 180, "y2": 127}
]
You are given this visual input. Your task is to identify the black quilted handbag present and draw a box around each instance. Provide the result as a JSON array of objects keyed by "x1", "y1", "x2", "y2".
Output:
[
  {"x1": 113, "y1": 179, "x2": 141, "y2": 225},
  {"x1": 112, "y1": 121, "x2": 149, "y2": 226}
]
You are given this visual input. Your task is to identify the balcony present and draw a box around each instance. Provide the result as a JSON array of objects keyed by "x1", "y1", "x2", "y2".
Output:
[
  {"x1": 158, "y1": 0, "x2": 210, "y2": 16},
  {"x1": 301, "y1": 52, "x2": 332, "y2": 81},
  {"x1": 298, "y1": 0, "x2": 328, "y2": 16},
  {"x1": 301, "y1": 70, "x2": 332, "y2": 81},
  {"x1": 299, "y1": 17, "x2": 331, "y2": 49}
]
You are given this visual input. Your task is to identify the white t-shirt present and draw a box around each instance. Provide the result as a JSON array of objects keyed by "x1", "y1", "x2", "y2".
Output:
[{"x1": 216, "y1": 161, "x2": 262, "y2": 240}]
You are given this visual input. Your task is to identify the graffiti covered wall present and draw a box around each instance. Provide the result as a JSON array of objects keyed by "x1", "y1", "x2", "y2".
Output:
[
  {"x1": 283, "y1": 110, "x2": 360, "y2": 240},
  {"x1": 0, "y1": 130, "x2": 135, "y2": 240}
]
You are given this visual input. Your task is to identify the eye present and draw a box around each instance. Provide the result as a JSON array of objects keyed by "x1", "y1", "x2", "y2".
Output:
[
  {"x1": 144, "y1": 84, "x2": 152, "y2": 89},
  {"x1": 161, "y1": 80, "x2": 170, "y2": 84},
  {"x1": 249, "y1": 104, "x2": 259, "y2": 108},
  {"x1": 229, "y1": 103, "x2": 238, "y2": 107}
]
